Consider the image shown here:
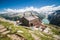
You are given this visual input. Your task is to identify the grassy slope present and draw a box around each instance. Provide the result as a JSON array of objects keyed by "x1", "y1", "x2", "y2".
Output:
[
  {"x1": 0, "y1": 34, "x2": 11, "y2": 40},
  {"x1": 0, "y1": 19, "x2": 60, "y2": 40},
  {"x1": 0, "y1": 37, "x2": 11, "y2": 40},
  {"x1": 46, "y1": 24, "x2": 60, "y2": 35},
  {"x1": 29, "y1": 24, "x2": 60, "y2": 40},
  {"x1": 0, "y1": 20, "x2": 34, "y2": 40},
  {"x1": 32, "y1": 30, "x2": 54, "y2": 40}
]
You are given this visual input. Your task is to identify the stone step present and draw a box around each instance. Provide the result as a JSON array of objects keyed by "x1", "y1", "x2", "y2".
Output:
[
  {"x1": 7, "y1": 34, "x2": 25, "y2": 40},
  {"x1": 0, "y1": 28, "x2": 7, "y2": 33},
  {"x1": 0, "y1": 27, "x2": 5, "y2": 30},
  {"x1": 0, "y1": 25, "x2": 5, "y2": 30},
  {"x1": 2, "y1": 31, "x2": 10, "y2": 35}
]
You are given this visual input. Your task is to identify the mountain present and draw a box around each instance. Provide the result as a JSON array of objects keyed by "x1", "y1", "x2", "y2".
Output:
[
  {"x1": 1, "y1": 10, "x2": 60, "y2": 26},
  {"x1": 0, "y1": 11, "x2": 46, "y2": 21},
  {"x1": 0, "y1": 13, "x2": 20, "y2": 21},
  {"x1": 48, "y1": 10, "x2": 60, "y2": 26}
]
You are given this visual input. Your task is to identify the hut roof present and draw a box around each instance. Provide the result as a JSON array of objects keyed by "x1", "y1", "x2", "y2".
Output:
[{"x1": 24, "y1": 15, "x2": 38, "y2": 21}]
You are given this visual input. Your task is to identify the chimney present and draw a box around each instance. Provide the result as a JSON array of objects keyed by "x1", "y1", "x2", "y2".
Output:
[{"x1": 23, "y1": 13, "x2": 25, "y2": 17}]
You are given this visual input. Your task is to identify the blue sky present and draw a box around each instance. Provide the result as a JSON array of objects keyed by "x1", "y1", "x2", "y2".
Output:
[{"x1": 0, "y1": 0, "x2": 60, "y2": 10}]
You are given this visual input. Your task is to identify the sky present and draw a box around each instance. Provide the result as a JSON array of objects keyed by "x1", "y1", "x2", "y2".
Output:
[
  {"x1": 0, "y1": 0, "x2": 60, "y2": 9},
  {"x1": 0, "y1": 0, "x2": 60, "y2": 14}
]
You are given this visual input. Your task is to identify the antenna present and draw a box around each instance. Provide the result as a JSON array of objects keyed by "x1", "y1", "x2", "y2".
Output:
[
  {"x1": 31, "y1": 12, "x2": 32, "y2": 15},
  {"x1": 31, "y1": 12, "x2": 34, "y2": 16}
]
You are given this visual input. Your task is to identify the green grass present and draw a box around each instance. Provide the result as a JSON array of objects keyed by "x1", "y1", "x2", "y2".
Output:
[
  {"x1": 0, "y1": 37, "x2": 11, "y2": 40},
  {"x1": 46, "y1": 24, "x2": 60, "y2": 35},
  {"x1": 33, "y1": 30, "x2": 54, "y2": 40},
  {"x1": 0, "y1": 34, "x2": 11, "y2": 40},
  {"x1": 0, "y1": 20, "x2": 34, "y2": 40},
  {"x1": 51, "y1": 28, "x2": 60, "y2": 35},
  {"x1": 0, "y1": 20, "x2": 60, "y2": 40},
  {"x1": 16, "y1": 26, "x2": 34, "y2": 40}
]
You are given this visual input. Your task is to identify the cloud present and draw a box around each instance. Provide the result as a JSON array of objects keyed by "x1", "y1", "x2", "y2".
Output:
[
  {"x1": 0, "y1": 5, "x2": 60, "y2": 15},
  {"x1": 38, "y1": 5, "x2": 60, "y2": 15}
]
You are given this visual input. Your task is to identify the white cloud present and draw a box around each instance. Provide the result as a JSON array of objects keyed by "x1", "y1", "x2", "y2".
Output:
[{"x1": 0, "y1": 5, "x2": 60, "y2": 15}]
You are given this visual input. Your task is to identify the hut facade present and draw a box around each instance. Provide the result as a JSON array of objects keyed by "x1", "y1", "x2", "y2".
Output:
[{"x1": 20, "y1": 13, "x2": 41, "y2": 27}]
